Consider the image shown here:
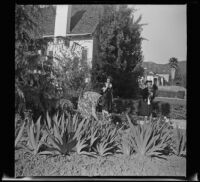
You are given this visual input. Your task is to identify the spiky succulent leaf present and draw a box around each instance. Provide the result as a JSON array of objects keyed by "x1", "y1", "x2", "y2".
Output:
[
  {"x1": 73, "y1": 118, "x2": 87, "y2": 140},
  {"x1": 76, "y1": 137, "x2": 88, "y2": 154},
  {"x1": 35, "y1": 116, "x2": 41, "y2": 146},
  {"x1": 46, "y1": 111, "x2": 52, "y2": 130},
  {"x1": 15, "y1": 121, "x2": 26, "y2": 147}
]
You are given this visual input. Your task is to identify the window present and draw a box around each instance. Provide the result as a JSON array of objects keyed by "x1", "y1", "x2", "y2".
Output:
[
  {"x1": 64, "y1": 39, "x2": 70, "y2": 47},
  {"x1": 82, "y1": 47, "x2": 88, "y2": 61}
]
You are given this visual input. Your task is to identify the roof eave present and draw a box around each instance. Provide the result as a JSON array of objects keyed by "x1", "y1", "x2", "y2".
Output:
[{"x1": 43, "y1": 33, "x2": 93, "y2": 38}]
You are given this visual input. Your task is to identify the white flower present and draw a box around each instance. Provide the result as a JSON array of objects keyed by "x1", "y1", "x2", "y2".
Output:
[
  {"x1": 140, "y1": 120, "x2": 144, "y2": 125},
  {"x1": 85, "y1": 78, "x2": 89, "y2": 83},
  {"x1": 38, "y1": 50, "x2": 41, "y2": 55},
  {"x1": 165, "y1": 117, "x2": 169, "y2": 123}
]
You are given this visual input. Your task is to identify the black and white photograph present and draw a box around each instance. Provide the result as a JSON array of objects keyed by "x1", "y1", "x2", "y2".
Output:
[{"x1": 15, "y1": 4, "x2": 187, "y2": 177}]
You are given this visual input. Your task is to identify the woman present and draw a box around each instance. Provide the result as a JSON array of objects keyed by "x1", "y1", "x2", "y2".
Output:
[
  {"x1": 138, "y1": 80, "x2": 154, "y2": 119},
  {"x1": 101, "y1": 76, "x2": 113, "y2": 116}
]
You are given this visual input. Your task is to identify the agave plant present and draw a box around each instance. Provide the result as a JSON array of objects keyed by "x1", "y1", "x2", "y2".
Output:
[
  {"x1": 15, "y1": 120, "x2": 26, "y2": 148},
  {"x1": 22, "y1": 116, "x2": 48, "y2": 155},
  {"x1": 75, "y1": 136, "x2": 96, "y2": 157},
  {"x1": 74, "y1": 117, "x2": 118, "y2": 157},
  {"x1": 126, "y1": 114, "x2": 172, "y2": 158},
  {"x1": 45, "y1": 111, "x2": 54, "y2": 134},
  {"x1": 173, "y1": 127, "x2": 186, "y2": 157},
  {"x1": 88, "y1": 127, "x2": 99, "y2": 151},
  {"x1": 44, "y1": 113, "x2": 76, "y2": 155},
  {"x1": 70, "y1": 117, "x2": 99, "y2": 156},
  {"x1": 94, "y1": 126, "x2": 118, "y2": 157},
  {"x1": 76, "y1": 136, "x2": 87, "y2": 154},
  {"x1": 44, "y1": 112, "x2": 89, "y2": 155},
  {"x1": 46, "y1": 111, "x2": 82, "y2": 137},
  {"x1": 120, "y1": 129, "x2": 132, "y2": 156}
]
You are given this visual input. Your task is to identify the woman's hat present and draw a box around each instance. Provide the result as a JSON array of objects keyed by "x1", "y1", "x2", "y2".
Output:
[{"x1": 145, "y1": 80, "x2": 152, "y2": 84}]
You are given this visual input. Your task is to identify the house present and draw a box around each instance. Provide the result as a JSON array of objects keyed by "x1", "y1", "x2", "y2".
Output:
[
  {"x1": 38, "y1": 5, "x2": 104, "y2": 70},
  {"x1": 146, "y1": 71, "x2": 156, "y2": 83},
  {"x1": 143, "y1": 69, "x2": 169, "y2": 86},
  {"x1": 157, "y1": 74, "x2": 169, "y2": 83}
]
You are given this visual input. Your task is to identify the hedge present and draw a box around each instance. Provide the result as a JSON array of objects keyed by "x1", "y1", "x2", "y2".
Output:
[
  {"x1": 158, "y1": 90, "x2": 185, "y2": 99},
  {"x1": 112, "y1": 98, "x2": 186, "y2": 119}
]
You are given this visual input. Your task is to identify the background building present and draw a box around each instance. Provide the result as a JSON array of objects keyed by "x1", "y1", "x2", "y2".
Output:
[{"x1": 38, "y1": 5, "x2": 103, "y2": 69}]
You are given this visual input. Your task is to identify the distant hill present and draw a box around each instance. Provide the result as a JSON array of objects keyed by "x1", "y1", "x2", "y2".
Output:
[{"x1": 142, "y1": 61, "x2": 186, "y2": 76}]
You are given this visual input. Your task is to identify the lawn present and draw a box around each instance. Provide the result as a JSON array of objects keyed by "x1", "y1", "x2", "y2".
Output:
[
  {"x1": 154, "y1": 97, "x2": 186, "y2": 120},
  {"x1": 158, "y1": 86, "x2": 186, "y2": 92},
  {"x1": 154, "y1": 97, "x2": 186, "y2": 106},
  {"x1": 15, "y1": 150, "x2": 186, "y2": 176},
  {"x1": 157, "y1": 86, "x2": 186, "y2": 99}
]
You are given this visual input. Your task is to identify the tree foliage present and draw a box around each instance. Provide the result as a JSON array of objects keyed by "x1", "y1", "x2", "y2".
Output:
[
  {"x1": 15, "y1": 5, "x2": 44, "y2": 117},
  {"x1": 174, "y1": 66, "x2": 182, "y2": 85},
  {"x1": 168, "y1": 57, "x2": 178, "y2": 69},
  {"x1": 168, "y1": 57, "x2": 179, "y2": 85},
  {"x1": 92, "y1": 5, "x2": 144, "y2": 98},
  {"x1": 15, "y1": 5, "x2": 90, "y2": 120}
]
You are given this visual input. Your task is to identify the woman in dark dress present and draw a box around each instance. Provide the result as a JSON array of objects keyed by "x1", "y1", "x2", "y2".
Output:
[
  {"x1": 101, "y1": 76, "x2": 113, "y2": 116},
  {"x1": 138, "y1": 80, "x2": 154, "y2": 118}
]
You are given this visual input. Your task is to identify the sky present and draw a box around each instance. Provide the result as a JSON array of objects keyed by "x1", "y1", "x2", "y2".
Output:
[{"x1": 129, "y1": 5, "x2": 187, "y2": 64}]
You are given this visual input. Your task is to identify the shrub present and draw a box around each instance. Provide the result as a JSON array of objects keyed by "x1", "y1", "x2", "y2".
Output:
[
  {"x1": 77, "y1": 91, "x2": 102, "y2": 120},
  {"x1": 177, "y1": 91, "x2": 185, "y2": 99},
  {"x1": 112, "y1": 98, "x2": 140, "y2": 114},
  {"x1": 157, "y1": 90, "x2": 177, "y2": 98},
  {"x1": 160, "y1": 103, "x2": 170, "y2": 117},
  {"x1": 56, "y1": 98, "x2": 75, "y2": 115},
  {"x1": 16, "y1": 51, "x2": 90, "y2": 121}
]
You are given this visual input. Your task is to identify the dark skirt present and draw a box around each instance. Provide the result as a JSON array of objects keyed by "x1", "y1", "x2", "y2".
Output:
[
  {"x1": 101, "y1": 92, "x2": 112, "y2": 113},
  {"x1": 138, "y1": 99, "x2": 152, "y2": 116}
]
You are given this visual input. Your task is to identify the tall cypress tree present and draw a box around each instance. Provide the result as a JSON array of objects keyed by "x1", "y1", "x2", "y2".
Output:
[{"x1": 92, "y1": 5, "x2": 144, "y2": 98}]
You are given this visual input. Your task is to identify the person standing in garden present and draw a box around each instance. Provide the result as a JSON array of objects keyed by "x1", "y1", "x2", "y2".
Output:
[
  {"x1": 151, "y1": 78, "x2": 159, "y2": 117},
  {"x1": 138, "y1": 80, "x2": 154, "y2": 121},
  {"x1": 101, "y1": 76, "x2": 113, "y2": 117},
  {"x1": 152, "y1": 78, "x2": 158, "y2": 100}
]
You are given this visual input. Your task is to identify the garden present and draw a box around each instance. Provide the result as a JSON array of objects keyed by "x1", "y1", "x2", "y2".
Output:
[
  {"x1": 15, "y1": 5, "x2": 186, "y2": 177},
  {"x1": 15, "y1": 108, "x2": 186, "y2": 177}
]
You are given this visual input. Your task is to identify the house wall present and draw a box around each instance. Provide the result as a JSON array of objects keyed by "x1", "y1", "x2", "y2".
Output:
[
  {"x1": 69, "y1": 38, "x2": 93, "y2": 68},
  {"x1": 54, "y1": 5, "x2": 72, "y2": 36},
  {"x1": 46, "y1": 37, "x2": 84, "y2": 68},
  {"x1": 157, "y1": 74, "x2": 169, "y2": 82}
]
